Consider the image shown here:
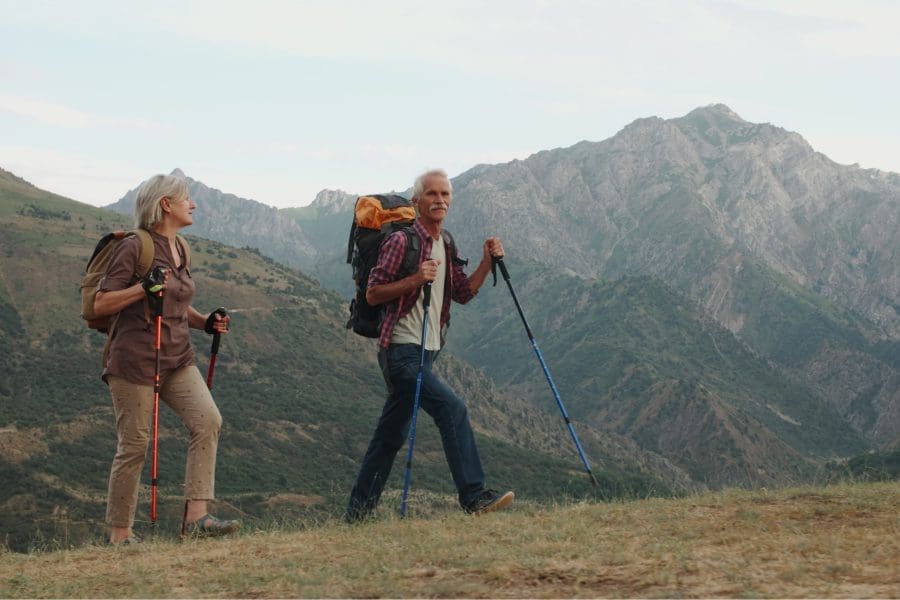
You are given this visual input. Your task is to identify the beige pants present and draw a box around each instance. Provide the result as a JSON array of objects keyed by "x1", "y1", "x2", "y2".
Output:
[{"x1": 106, "y1": 365, "x2": 222, "y2": 528}]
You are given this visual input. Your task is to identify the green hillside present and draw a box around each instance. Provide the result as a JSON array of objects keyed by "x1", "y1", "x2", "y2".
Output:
[{"x1": 447, "y1": 263, "x2": 871, "y2": 486}]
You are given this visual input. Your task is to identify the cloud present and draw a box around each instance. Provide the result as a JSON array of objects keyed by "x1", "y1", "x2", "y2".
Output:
[
  {"x1": 712, "y1": 0, "x2": 900, "y2": 57},
  {"x1": 0, "y1": 94, "x2": 165, "y2": 131},
  {"x1": 230, "y1": 141, "x2": 300, "y2": 156},
  {"x1": 0, "y1": 144, "x2": 150, "y2": 204}
]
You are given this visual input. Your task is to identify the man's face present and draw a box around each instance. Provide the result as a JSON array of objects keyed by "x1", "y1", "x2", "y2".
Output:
[{"x1": 416, "y1": 174, "x2": 452, "y2": 225}]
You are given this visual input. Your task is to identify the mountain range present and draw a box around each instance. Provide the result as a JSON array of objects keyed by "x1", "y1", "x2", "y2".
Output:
[{"x1": 107, "y1": 103, "x2": 899, "y2": 449}]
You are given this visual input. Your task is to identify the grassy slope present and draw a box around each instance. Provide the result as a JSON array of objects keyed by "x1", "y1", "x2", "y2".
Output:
[{"x1": 1, "y1": 481, "x2": 897, "y2": 598}]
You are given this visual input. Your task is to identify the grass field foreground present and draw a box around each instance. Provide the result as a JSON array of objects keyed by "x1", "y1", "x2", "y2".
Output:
[{"x1": 1, "y1": 481, "x2": 898, "y2": 598}]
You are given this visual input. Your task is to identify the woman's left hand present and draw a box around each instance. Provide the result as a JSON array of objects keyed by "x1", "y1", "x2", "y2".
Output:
[{"x1": 205, "y1": 308, "x2": 230, "y2": 335}]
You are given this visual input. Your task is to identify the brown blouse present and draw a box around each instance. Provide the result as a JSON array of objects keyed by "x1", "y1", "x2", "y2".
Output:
[{"x1": 98, "y1": 230, "x2": 195, "y2": 385}]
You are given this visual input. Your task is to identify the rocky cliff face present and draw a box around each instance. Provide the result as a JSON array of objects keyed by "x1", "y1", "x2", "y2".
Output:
[
  {"x1": 446, "y1": 104, "x2": 899, "y2": 338},
  {"x1": 308, "y1": 189, "x2": 357, "y2": 214},
  {"x1": 440, "y1": 105, "x2": 898, "y2": 447}
]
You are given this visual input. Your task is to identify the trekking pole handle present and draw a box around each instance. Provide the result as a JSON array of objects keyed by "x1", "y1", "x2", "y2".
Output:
[
  {"x1": 423, "y1": 281, "x2": 432, "y2": 308},
  {"x1": 492, "y1": 256, "x2": 510, "y2": 282},
  {"x1": 211, "y1": 332, "x2": 221, "y2": 354}
]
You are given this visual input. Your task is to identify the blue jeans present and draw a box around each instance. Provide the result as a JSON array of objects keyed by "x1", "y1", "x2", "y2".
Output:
[{"x1": 347, "y1": 343, "x2": 485, "y2": 517}]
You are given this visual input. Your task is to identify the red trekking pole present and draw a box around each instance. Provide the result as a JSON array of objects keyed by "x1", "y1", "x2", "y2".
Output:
[
  {"x1": 206, "y1": 334, "x2": 220, "y2": 389},
  {"x1": 146, "y1": 269, "x2": 167, "y2": 526},
  {"x1": 205, "y1": 307, "x2": 227, "y2": 389}
]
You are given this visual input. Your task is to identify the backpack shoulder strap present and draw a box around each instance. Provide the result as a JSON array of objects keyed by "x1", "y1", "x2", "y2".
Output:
[
  {"x1": 130, "y1": 228, "x2": 156, "y2": 326},
  {"x1": 176, "y1": 234, "x2": 191, "y2": 270},
  {"x1": 441, "y1": 228, "x2": 468, "y2": 267},
  {"x1": 442, "y1": 228, "x2": 456, "y2": 254},
  {"x1": 399, "y1": 227, "x2": 421, "y2": 277},
  {"x1": 132, "y1": 229, "x2": 155, "y2": 278}
]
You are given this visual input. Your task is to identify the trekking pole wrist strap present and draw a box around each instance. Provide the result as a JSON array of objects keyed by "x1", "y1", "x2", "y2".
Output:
[{"x1": 491, "y1": 256, "x2": 509, "y2": 285}]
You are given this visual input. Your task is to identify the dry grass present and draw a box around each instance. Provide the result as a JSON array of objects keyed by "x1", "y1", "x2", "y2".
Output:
[{"x1": 1, "y1": 481, "x2": 897, "y2": 598}]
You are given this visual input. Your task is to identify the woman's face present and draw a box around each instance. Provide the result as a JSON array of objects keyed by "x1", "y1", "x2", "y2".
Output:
[{"x1": 163, "y1": 193, "x2": 196, "y2": 228}]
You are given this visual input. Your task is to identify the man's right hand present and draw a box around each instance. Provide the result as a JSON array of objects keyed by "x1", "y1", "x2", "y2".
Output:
[{"x1": 418, "y1": 259, "x2": 442, "y2": 284}]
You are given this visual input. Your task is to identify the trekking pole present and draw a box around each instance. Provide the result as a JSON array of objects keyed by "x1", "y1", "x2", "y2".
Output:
[
  {"x1": 492, "y1": 257, "x2": 599, "y2": 487},
  {"x1": 400, "y1": 282, "x2": 432, "y2": 517},
  {"x1": 150, "y1": 285, "x2": 165, "y2": 525},
  {"x1": 205, "y1": 307, "x2": 228, "y2": 390},
  {"x1": 206, "y1": 333, "x2": 220, "y2": 389}
]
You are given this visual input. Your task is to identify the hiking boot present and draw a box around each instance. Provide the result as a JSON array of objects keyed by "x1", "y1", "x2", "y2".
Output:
[
  {"x1": 465, "y1": 489, "x2": 515, "y2": 515},
  {"x1": 108, "y1": 534, "x2": 142, "y2": 546},
  {"x1": 345, "y1": 496, "x2": 379, "y2": 524},
  {"x1": 183, "y1": 514, "x2": 240, "y2": 538},
  {"x1": 344, "y1": 505, "x2": 376, "y2": 524}
]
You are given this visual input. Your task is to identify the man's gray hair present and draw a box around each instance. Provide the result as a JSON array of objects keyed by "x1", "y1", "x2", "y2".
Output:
[
  {"x1": 134, "y1": 174, "x2": 189, "y2": 230},
  {"x1": 411, "y1": 169, "x2": 451, "y2": 200}
]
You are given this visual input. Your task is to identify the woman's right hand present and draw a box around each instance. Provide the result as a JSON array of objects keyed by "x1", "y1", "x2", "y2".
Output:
[{"x1": 141, "y1": 266, "x2": 169, "y2": 296}]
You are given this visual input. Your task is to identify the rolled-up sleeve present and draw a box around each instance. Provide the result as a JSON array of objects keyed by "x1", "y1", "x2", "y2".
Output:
[
  {"x1": 367, "y1": 231, "x2": 407, "y2": 288},
  {"x1": 98, "y1": 236, "x2": 140, "y2": 292},
  {"x1": 449, "y1": 259, "x2": 476, "y2": 305}
]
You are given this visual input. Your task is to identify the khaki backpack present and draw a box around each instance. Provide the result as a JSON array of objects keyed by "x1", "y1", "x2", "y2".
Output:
[{"x1": 80, "y1": 229, "x2": 191, "y2": 333}]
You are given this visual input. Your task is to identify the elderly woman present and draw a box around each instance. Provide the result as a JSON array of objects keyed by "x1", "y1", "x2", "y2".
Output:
[{"x1": 93, "y1": 173, "x2": 238, "y2": 544}]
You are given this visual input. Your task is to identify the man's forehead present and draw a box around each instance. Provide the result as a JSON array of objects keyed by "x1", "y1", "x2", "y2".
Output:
[{"x1": 423, "y1": 175, "x2": 451, "y2": 191}]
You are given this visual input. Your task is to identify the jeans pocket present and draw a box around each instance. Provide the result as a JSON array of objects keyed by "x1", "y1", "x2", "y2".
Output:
[{"x1": 387, "y1": 344, "x2": 421, "y2": 379}]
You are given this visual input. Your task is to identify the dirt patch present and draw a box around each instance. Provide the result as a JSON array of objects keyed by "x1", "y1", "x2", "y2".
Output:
[
  {"x1": 262, "y1": 493, "x2": 324, "y2": 509},
  {"x1": 0, "y1": 425, "x2": 48, "y2": 463}
]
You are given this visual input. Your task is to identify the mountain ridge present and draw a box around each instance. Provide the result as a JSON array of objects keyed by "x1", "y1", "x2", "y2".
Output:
[{"x1": 101, "y1": 104, "x2": 898, "y2": 451}]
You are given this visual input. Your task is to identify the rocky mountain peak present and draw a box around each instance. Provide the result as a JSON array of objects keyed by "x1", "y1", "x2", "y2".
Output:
[
  {"x1": 676, "y1": 103, "x2": 753, "y2": 141},
  {"x1": 689, "y1": 103, "x2": 745, "y2": 122},
  {"x1": 310, "y1": 189, "x2": 357, "y2": 213}
]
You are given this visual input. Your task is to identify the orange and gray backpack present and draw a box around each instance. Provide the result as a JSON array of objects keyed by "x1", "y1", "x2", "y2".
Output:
[{"x1": 345, "y1": 194, "x2": 464, "y2": 338}]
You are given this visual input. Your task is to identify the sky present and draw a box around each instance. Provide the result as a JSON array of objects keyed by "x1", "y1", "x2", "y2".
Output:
[{"x1": 1, "y1": 0, "x2": 899, "y2": 209}]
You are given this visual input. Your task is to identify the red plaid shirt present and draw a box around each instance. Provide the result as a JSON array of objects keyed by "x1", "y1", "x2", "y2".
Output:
[{"x1": 368, "y1": 220, "x2": 477, "y2": 349}]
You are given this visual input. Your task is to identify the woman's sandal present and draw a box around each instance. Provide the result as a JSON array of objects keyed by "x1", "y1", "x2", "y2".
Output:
[{"x1": 183, "y1": 514, "x2": 240, "y2": 538}]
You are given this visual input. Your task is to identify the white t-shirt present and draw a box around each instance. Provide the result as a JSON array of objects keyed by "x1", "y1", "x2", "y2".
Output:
[{"x1": 391, "y1": 234, "x2": 446, "y2": 350}]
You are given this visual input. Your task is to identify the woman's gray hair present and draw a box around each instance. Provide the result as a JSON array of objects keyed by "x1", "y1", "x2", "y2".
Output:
[
  {"x1": 134, "y1": 174, "x2": 189, "y2": 230},
  {"x1": 411, "y1": 169, "x2": 451, "y2": 200}
]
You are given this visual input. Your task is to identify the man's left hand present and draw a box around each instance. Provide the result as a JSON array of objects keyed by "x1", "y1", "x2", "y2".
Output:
[{"x1": 483, "y1": 237, "x2": 504, "y2": 261}]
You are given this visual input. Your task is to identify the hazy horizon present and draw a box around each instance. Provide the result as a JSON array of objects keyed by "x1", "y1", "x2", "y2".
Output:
[{"x1": 2, "y1": 0, "x2": 899, "y2": 209}]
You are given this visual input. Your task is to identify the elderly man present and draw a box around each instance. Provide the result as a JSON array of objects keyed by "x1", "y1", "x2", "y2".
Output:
[{"x1": 346, "y1": 169, "x2": 514, "y2": 522}]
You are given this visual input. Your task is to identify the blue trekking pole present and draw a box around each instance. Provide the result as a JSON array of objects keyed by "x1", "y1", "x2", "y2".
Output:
[
  {"x1": 400, "y1": 282, "x2": 432, "y2": 517},
  {"x1": 493, "y1": 257, "x2": 599, "y2": 487}
]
